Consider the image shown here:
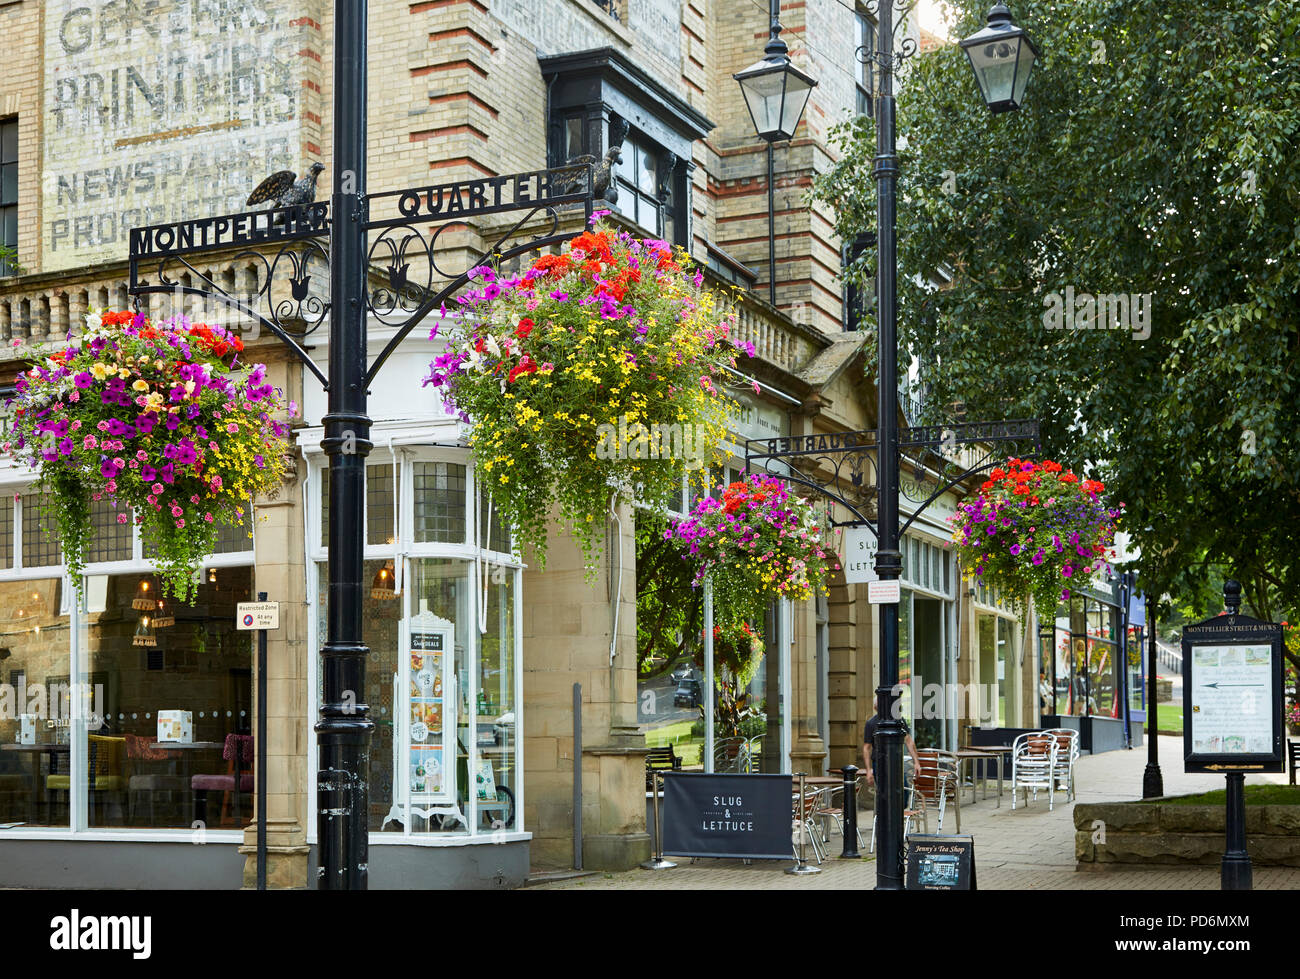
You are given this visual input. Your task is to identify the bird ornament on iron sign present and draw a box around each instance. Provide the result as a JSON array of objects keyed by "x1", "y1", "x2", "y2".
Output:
[{"x1": 246, "y1": 162, "x2": 326, "y2": 209}]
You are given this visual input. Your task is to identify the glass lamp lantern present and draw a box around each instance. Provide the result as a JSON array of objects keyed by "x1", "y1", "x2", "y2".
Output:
[
  {"x1": 960, "y1": 3, "x2": 1040, "y2": 113},
  {"x1": 734, "y1": 51, "x2": 818, "y2": 142}
]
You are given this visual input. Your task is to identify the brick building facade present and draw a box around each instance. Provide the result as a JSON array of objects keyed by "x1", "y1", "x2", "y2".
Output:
[{"x1": 0, "y1": 1, "x2": 1046, "y2": 889}]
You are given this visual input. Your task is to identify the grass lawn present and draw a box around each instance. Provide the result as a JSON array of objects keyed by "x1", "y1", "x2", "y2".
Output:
[
  {"x1": 1145, "y1": 703, "x2": 1183, "y2": 735},
  {"x1": 644, "y1": 718, "x2": 702, "y2": 768},
  {"x1": 1161, "y1": 784, "x2": 1300, "y2": 806}
]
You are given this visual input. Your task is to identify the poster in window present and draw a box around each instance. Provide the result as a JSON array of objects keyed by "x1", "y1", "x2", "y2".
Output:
[{"x1": 409, "y1": 625, "x2": 454, "y2": 804}]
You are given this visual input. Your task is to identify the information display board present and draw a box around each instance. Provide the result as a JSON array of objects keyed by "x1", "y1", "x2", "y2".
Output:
[{"x1": 1181, "y1": 613, "x2": 1284, "y2": 774}]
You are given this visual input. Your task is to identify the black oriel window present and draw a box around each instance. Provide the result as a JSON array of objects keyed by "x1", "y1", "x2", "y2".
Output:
[
  {"x1": 541, "y1": 48, "x2": 712, "y2": 251},
  {"x1": 0, "y1": 119, "x2": 16, "y2": 277},
  {"x1": 856, "y1": 11, "x2": 876, "y2": 117},
  {"x1": 611, "y1": 130, "x2": 677, "y2": 241}
]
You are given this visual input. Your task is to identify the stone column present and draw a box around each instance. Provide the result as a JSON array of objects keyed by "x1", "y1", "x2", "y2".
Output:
[
  {"x1": 523, "y1": 499, "x2": 649, "y2": 872},
  {"x1": 48, "y1": 291, "x2": 69, "y2": 338},
  {"x1": 69, "y1": 290, "x2": 87, "y2": 333},
  {"x1": 240, "y1": 355, "x2": 311, "y2": 888},
  {"x1": 788, "y1": 416, "x2": 827, "y2": 777},
  {"x1": 827, "y1": 573, "x2": 861, "y2": 770}
]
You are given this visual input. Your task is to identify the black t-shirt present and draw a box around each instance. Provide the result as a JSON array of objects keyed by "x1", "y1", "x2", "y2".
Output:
[{"x1": 862, "y1": 714, "x2": 910, "y2": 778}]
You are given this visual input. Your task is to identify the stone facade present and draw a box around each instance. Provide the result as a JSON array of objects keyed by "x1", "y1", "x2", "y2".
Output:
[{"x1": 0, "y1": 1, "x2": 1042, "y2": 889}]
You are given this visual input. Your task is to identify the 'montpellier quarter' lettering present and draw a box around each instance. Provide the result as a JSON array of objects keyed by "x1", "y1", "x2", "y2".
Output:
[{"x1": 129, "y1": 202, "x2": 329, "y2": 259}]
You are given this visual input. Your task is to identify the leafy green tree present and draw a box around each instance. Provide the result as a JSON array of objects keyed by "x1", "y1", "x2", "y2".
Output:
[{"x1": 815, "y1": 0, "x2": 1300, "y2": 654}]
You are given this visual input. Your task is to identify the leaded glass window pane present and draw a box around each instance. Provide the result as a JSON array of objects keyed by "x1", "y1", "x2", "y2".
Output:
[
  {"x1": 367, "y1": 464, "x2": 398, "y2": 546},
  {"x1": 22, "y1": 492, "x2": 60, "y2": 567},
  {"x1": 413, "y1": 462, "x2": 466, "y2": 543},
  {"x1": 86, "y1": 499, "x2": 133, "y2": 563}
]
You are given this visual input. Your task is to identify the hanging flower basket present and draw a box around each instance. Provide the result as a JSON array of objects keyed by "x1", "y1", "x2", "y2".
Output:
[
  {"x1": 425, "y1": 216, "x2": 749, "y2": 573},
  {"x1": 697, "y1": 619, "x2": 766, "y2": 691},
  {"x1": 949, "y1": 457, "x2": 1122, "y2": 622},
  {"x1": 669, "y1": 473, "x2": 839, "y2": 620},
  {"x1": 5, "y1": 311, "x2": 295, "y2": 602}
]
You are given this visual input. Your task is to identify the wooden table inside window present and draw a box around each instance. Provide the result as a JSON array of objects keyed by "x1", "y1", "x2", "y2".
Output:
[
  {"x1": 2, "y1": 738, "x2": 69, "y2": 826},
  {"x1": 151, "y1": 742, "x2": 235, "y2": 825}
]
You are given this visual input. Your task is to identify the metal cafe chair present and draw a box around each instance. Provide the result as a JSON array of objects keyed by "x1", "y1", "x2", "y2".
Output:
[
  {"x1": 869, "y1": 756, "x2": 923, "y2": 852},
  {"x1": 1010, "y1": 732, "x2": 1059, "y2": 811},
  {"x1": 792, "y1": 784, "x2": 828, "y2": 864},
  {"x1": 1043, "y1": 728, "x2": 1080, "y2": 802},
  {"x1": 713, "y1": 736, "x2": 750, "y2": 773},
  {"x1": 911, "y1": 748, "x2": 961, "y2": 834}
]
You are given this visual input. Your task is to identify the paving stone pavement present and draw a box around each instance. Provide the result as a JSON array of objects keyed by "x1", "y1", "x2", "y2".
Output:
[{"x1": 530, "y1": 736, "x2": 1300, "y2": 890}]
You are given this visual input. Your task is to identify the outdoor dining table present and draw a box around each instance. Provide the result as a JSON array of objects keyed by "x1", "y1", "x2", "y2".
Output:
[
  {"x1": 957, "y1": 746, "x2": 1013, "y2": 808},
  {"x1": 1, "y1": 742, "x2": 70, "y2": 825}
]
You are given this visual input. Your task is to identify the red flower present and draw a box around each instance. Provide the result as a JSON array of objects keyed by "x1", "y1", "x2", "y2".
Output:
[{"x1": 515, "y1": 318, "x2": 534, "y2": 339}]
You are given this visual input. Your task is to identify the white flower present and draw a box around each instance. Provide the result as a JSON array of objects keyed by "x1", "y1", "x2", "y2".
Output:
[
  {"x1": 485, "y1": 335, "x2": 501, "y2": 358},
  {"x1": 85, "y1": 312, "x2": 102, "y2": 332}
]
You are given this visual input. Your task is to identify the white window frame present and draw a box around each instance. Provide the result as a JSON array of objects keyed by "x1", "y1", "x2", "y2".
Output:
[
  {"x1": 0, "y1": 466, "x2": 255, "y2": 843},
  {"x1": 303, "y1": 438, "x2": 527, "y2": 847}
]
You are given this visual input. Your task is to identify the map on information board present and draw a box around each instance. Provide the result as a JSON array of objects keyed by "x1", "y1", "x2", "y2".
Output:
[{"x1": 1188, "y1": 644, "x2": 1274, "y2": 755}]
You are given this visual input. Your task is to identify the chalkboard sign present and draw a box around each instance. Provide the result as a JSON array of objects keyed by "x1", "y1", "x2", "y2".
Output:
[
  {"x1": 906, "y1": 835, "x2": 977, "y2": 890},
  {"x1": 659, "y1": 773, "x2": 794, "y2": 860},
  {"x1": 1181, "y1": 613, "x2": 1284, "y2": 774}
]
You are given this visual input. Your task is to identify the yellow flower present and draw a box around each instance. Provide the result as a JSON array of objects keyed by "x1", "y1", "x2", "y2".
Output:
[
  {"x1": 90, "y1": 363, "x2": 109, "y2": 380},
  {"x1": 132, "y1": 379, "x2": 149, "y2": 392}
]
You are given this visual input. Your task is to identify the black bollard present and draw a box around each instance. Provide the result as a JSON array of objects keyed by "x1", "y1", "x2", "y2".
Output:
[{"x1": 840, "y1": 765, "x2": 861, "y2": 858}]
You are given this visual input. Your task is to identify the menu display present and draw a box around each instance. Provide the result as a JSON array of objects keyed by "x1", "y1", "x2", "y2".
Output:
[
  {"x1": 409, "y1": 629, "x2": 453, "y2": 805},
  {"x1": 1188, "y1": 643, "x2": 1273, "y2": 755}
]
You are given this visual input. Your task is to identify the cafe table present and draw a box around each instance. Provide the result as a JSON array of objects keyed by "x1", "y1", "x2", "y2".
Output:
[
  {"x1": 152, "y1": 741, "x2": 235, "y2": 824},
  {"x1": 1, "y1": 742, "x2": 70, "y2": 825},
  {"x1": 957, "y1": 746, "x2": 1011, "y2": 807}
]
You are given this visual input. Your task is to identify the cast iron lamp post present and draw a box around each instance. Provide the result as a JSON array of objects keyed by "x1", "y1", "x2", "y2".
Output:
[
  {"x1": 959, "y1": 2, "x2": 1040, "y2": 113},
  {"x1": 1119, "y1": 570, "x2": 1135, "y2": 749},
  {"x1": 316, "y1": 0, "x2": 373, "y2": 889},
  {"x1": 1142, "y1": 589, "x2": 1164, "y2": 797},
  {"x1": 867, "y1": 0, "x2": 1041, "y2": 890},
  {"x1": 734, "y1": 0, "x2": 818, "y2": 305}
]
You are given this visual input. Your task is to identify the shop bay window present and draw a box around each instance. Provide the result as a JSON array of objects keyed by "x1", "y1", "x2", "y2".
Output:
[
  {"x1": 0, "y1": 490, "x2": 254, "y2": 834},
  {"x1": 898, "y1": 531, "x2": 958, "y2": 746},
  {"x1": 1049, "y1": 593, "x2": 1122, "y2": 718},
  {"x1": 308, "y1": 449, "x2": 521, "y2": 840}
]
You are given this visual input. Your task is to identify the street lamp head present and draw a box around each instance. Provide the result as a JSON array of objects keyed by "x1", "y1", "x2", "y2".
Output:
[
  {"x1": 734, "y1": 8, "x2": 818, "y2": 142},
  {"x1": 960, "y1": 3, "x2": 1040, "y2": 114}
]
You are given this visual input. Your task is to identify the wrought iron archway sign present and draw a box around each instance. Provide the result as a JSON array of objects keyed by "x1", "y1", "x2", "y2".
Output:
[
  {"x1": 127, "y1": 163, "x2": 595, "y2": 387},
  {"x1": 743, "y1": 417, "x2": 1041, "y2": 537}
]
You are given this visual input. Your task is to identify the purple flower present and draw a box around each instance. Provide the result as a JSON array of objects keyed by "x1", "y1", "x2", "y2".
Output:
[
  {"x1": 1009, "y1": 544, "x2": 1021, "y2": 556},
  {"x1": 549, "y1": 289, "x2": 569, "y2": 301},
  {"x1": 73, "y1": 372, "x2": 93, "y2": 389},
  {"x1": 1032, "y1": 549, "x2": 1045, "y2": 566}
]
